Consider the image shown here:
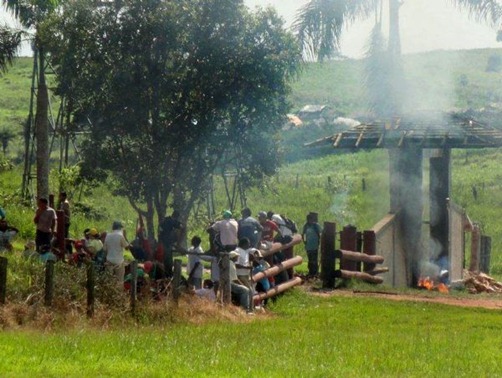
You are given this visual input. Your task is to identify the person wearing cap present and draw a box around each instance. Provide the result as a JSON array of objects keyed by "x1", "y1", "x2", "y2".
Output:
[
  {"x1": 229, "y1": 250, "x2": 252, "y2": 313},
  {"x1": 84, "y1": 228, "x2": 103, "y2": 258},
  {"x1": 258, "y1": 211, "x2": 281, "y2": 244},
  {"x1": 210, "y1": 210, "x2": 238, "y2": 252},
  {"x1": 103, "y1": 220, "x2": 131, "y2": 285},
  {"x1": 237, "y1": 208, "x2": 262, "y2": 248}
]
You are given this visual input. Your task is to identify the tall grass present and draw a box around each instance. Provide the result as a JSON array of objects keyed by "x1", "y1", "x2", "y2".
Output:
[{"x1": 0, "y1": 290, "x2": 500, "y2": 377}]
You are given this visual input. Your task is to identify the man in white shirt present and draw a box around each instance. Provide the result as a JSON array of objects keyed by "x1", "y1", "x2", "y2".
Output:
[
  {"x1": 211, "y1": 210, "x2": 238, "y2": 251},
  {"x1": 103, "y1": 221, "x2": 130, "y2": 285}
]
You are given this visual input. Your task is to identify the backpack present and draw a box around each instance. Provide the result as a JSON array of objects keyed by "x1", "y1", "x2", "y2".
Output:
[{"x1": 281, "y1": 215, "x2": 298, "y2": 234}]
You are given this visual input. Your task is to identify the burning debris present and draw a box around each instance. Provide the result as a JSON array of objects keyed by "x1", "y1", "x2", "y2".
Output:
[{"x1": 417, "y1": 277, "x2": 449, "y2": 294}]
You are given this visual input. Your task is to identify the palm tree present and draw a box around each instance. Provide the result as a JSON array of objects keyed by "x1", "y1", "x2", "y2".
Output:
[
  {"x1": 295, "y1": 0, "x2": 502, "y2": 117},
  {"x1": 2, "y1": 0, "x2": 60, "y2": 199},
  {"x1": 0, "y1": 26, "x2": 22, "y2": 72}
]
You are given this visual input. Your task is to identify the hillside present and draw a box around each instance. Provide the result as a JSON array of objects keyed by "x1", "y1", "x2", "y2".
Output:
[{"x1": 1, "y1": 51, "x2": 502, "y2": 277}]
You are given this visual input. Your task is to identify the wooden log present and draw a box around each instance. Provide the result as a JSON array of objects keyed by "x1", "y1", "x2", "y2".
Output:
[
  {"x1": 86, "y1": 262, "x2": 95, "y2": 318},
  {"x1": 334, "y1": 269, "x2": 384, "y2": 284},
  {"x1": 130, "y1": 260, "x2": 138, "y2": 314},
  {"x1": 0, "y1": 256, "x2": 7, "y2": 305},
  {"x1": 252, "y1": 256, "x2": 303, "y2": 282},
  {"x1": 172, "y1": 259, "x2": 182, "y2": 304},
  {"x1": 366, "y1": 267, "x2": 389, "y2": 276},
  {"x1": 219, "y1": 253, "x2": 231, "y2": 304},
  {"x1": 260, "y1": 234, "x2": 302, "y2": 258},
  {"x1": 253, "y1": 277, "x2": 302, "y2": 301},
  {"x1": 320, "y1": 222, "x2": 336, "y2": 289},
  {"x1": 335, "y1": 249, "x2": 384, "y2": 264},
  {"x1": 44, "y1": 260, "x2": 55, "y2": 306}
]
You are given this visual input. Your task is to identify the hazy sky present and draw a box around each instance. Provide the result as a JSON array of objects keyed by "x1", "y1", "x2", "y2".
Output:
[
  {"x1": 244, "y1": 0, "x2": 502, "y2": 58},
  {"x1": 2, "y1": 0, "x2": 501, "y2": 58}
]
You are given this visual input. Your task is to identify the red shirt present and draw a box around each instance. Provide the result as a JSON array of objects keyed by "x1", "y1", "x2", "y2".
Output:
[{"x1": 261, "y1": 220, "x2": 279, "y2": 242}]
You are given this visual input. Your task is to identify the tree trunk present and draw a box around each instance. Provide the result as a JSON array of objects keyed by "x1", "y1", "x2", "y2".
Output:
[{"x1": 35, "y1": 46, "x2": 50, "y2": 198}]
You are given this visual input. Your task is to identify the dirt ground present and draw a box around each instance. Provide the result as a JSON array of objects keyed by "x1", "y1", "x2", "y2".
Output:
[{"x1": 307, "y1": 287, "x2": 502, "y2": 310}]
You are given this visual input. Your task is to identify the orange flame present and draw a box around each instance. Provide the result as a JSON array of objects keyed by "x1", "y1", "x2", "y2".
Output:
[{"x1": 418, "y1": 277, "x2": 449, "y2": 293}]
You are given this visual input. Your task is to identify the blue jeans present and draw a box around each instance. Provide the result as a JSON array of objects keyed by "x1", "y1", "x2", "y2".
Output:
[{"x1": 231, "y1": 282, "x2": 250, "y2": 311}]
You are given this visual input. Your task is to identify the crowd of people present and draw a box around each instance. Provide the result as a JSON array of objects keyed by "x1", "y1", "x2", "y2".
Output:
[{"x1": 1, "y1": 193, "x2": 324, "y2": 313}]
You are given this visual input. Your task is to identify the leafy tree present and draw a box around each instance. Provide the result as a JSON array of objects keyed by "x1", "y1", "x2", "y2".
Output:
[{"x1": 43, "y1": 0, "x2": 300, "y2": 238}]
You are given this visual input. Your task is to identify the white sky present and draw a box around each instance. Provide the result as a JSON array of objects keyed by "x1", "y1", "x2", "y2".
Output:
[
  {"x1": 2, "y1": 0, "x2": 501, "y2": 58},
  {"x1": 244, "y1": 0, "x2": 502, "y2": 58}
]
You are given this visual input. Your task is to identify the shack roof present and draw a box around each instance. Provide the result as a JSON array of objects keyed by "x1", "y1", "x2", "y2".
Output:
[{"x1": 304, "y1": 112, "x2": 502, "y2": 149}]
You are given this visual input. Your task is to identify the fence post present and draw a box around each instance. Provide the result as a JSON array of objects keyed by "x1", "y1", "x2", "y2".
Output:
[
  {"x1": 0, "y1": 256, "x2": 7, "y2": 305},
  {"x1": 340, "y1": 225, "x2": 358, "y2": 271},
  {"x1": 219, "y1": 253, "x2": 231, "y2": 304},
  {"x1": 44, "y1": 260, "x2": 55, "y2": 307},
  {"x1": 320, "y1": 222, "x2": 336, "y2": 289},
  {"x1": 130, "y1": 260, "x2": 138, "y2": 314},
  {"x1": 172, "y1": 259, "x2": 182, "y2": 304},
  {"x1": 86, "y1": 262, "x2": 95, "y2": 318}
]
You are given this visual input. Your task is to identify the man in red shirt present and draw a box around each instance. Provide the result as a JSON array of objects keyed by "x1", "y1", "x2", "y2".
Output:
[{"x1": 258, "y1": 211, "x2": 281, "y2": 243}]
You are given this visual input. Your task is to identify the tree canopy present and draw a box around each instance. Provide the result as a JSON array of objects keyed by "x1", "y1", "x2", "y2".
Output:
[{"x1": 43, "y1": 0, "x2": 301, "y2": 237}]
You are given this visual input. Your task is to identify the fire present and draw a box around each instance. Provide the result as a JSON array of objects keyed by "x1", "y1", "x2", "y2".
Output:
[{"x1": 417, "y1": 277, "x2": 449, "y2": 293}]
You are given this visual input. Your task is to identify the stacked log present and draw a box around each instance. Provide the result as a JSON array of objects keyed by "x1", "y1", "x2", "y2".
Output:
[
  {"x1": 252, "y1": 256, "x2": 303, "y2": 282},
  {"x1": 460, "y1": 270, "x2": 502, "y2": 294},
  {"x1": 334, "y1": 269, "x2": 384, "y2": 284}
]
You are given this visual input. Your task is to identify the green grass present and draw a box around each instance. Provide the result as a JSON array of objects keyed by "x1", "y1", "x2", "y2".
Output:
[{"x1": 0, "y1": 290, "x2": 501, "y2": 377}]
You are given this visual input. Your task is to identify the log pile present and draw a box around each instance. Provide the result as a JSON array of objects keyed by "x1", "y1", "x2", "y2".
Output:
[{"x1": 461, "y1": 270, "x2": 502, "y2": 294}]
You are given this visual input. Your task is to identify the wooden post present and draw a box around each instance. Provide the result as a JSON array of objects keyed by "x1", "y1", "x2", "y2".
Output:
[
  {"x1": 172, "y1": 259, "x2": 182, "y2": 304},
  {"x1": 44, "y1": 260, "x2": 55, "y2": 307},
  {"x1": 469, "y1": 224, "x2": 481, "y2": 272},
  {"x1": 56, "y1": 210, "x2": 65, "y2": 260},
  {"x1": 320, "y1": 222, "x2": 336, "y2": 289},
  {"x1": 86, "y1": 262, "x2": 95, "y2": 318},
  {"x1": 219, "y1": 253, "x2": 231, "y2": 304},
  {"x1": 363, "y1": 231, "x2": 377, "y2": 272},
  {"x1": 130, "y1": 260, "x2": 138, "y2": 314},
  {"x1": 0, "y1": 256, "x2": 7, "y2": 305},
  {"x1": 480, "y1": 236, "x2": 491, "y2": 274},
  {"x1": 283, "y1": 245, "x2": 294, "y2": 279},
  {"x1": 340, "y1": 225, "x2": 358, "y2": 271}
]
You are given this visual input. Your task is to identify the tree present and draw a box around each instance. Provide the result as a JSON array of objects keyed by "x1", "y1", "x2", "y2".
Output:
[
  {"x1": 294, "y1": 0, "x2": 502, "y2": 116},
  {"x1": 2, "y1": 0, "x2": 60, "y2": 198},
  {"x1": 0, "y1": 26, "x2": 22, "y2": 72},
  {"x1": 43, "y1": 0, "x2": 300, "y2": 239}
]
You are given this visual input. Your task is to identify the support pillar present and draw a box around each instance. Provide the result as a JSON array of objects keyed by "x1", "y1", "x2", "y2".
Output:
[{"x1": 429, "y1": 149, "x2": 451, "y2": 268}]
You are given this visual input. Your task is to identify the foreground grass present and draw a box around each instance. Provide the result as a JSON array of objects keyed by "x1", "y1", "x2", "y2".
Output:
[{"x1": 0, "y1": 290, "x2": 500, "y2": 377}]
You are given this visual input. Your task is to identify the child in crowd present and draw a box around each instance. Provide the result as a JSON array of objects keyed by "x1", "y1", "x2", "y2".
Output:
[{"x1": 187, "y1": 236, "x2": 204, "y2": 289}]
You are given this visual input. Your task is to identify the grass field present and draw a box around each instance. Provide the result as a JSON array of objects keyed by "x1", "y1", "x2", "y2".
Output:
[{"x1": 0, "y1": 290, "x2": 501, "y2": 377}]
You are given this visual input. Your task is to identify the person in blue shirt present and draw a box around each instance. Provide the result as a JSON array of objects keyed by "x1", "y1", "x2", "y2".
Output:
[{"x1": 302, "y1": 213, "x2": 322, "y2": 278}]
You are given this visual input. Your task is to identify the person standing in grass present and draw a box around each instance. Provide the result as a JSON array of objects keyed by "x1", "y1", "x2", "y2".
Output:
[
  {"x1": 103, "y1": 221, "x2": 130, "y2": 286},
  {"x1": 34, "y1": 197, "x2": 57, "y2": 252},
  {"x1": 302, "y1": 213, "x2": 322, "y2": 278},
  {"x1": 158, "y1": 210, "x2": 183, "y2": 278}
]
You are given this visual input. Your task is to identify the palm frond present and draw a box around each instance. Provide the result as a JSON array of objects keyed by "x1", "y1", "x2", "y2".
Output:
[
  {"x1": 0, "y1": 26, "x2": 22, "y2": 73},
  {"x1": 448, "y1": 0, "x2": 502, "y2": 25},
  {"x1": 293, "y1": 0, "x2": 377, "y2": 61}
]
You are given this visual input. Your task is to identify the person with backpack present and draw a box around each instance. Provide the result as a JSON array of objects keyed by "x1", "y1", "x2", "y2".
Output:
[
  {"x1": 267, "y1": 211, "x2": 297, "y2": 244},
  {"x1": 302, "y1": 212, "x2": 322, "y2": 278}
]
